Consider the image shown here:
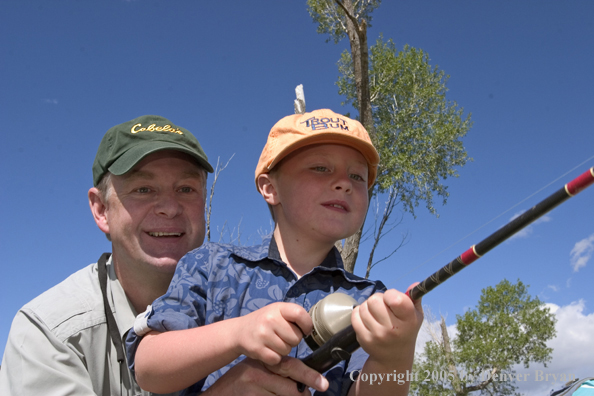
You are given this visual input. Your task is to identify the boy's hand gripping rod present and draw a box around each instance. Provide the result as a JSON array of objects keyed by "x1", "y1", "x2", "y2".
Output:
[{"x1": 299, "y1": 167, "x2": 594, "y2": 376}]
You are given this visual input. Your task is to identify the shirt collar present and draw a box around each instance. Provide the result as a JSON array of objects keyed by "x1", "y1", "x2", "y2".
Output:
[
  {"x1": 230, "y1": 234, "x2": 380, "y2": 287},
  {"x1": 231, "y1": 233, "x2": 345, "y2": 270}
]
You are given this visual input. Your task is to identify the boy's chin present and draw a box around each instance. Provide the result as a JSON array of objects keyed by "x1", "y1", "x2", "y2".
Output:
[{"x1": 320, "y1": 229, "x2": 359, "y2": 245}]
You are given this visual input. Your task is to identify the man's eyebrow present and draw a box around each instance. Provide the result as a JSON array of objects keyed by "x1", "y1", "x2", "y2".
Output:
[
  {"x1": 180, "y1": 169, "x2": 206, "y2": 179},
  {"x1": 122, "y1": 170, "x2": 153, "y2": 180},
  {"x1": 123, "y1": 169, "x2": 204, "y2": 181}
]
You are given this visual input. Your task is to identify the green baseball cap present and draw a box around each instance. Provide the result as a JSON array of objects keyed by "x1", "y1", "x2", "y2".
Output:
[{"x1": 92, "y1": 115, "x2": 214, "y2": 186}]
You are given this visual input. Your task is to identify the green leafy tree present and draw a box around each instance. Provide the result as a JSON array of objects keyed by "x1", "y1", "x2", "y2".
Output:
[
  {"x1": 307, "y1": 1, "x2": 472, "y2": 274},
  {"x1": 410, "y1": 279, "x2": 557, "y2": 396}
]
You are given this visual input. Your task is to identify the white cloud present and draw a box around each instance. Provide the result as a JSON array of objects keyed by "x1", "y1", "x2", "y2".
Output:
[
  {"x1": 570, "y1": 234, "x2": 594, "y2": 272},
  {"x1": 508, "y1": 213, "x2": 551, "y2": 240},
  {"x1": 43, "y1": 98, "x2": 58, "y2": 105},
  {"x1": 538, "y1": 284, "x2": 562, "y2": 301},
  {"x1": 514, "y1": 300, "x2": 594, "y2": 396}
]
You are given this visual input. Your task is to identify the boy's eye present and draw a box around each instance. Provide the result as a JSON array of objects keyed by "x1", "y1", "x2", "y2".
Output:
[
  {"x1": 350, "y1": 174, "x2": 365, "y2": 182},
  {"x1": 313, "y1": 166, "x2": 328, "y2": 172}
]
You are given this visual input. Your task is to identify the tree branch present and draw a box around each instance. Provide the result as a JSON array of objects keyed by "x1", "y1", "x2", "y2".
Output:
[
  {"x1": 206, "y1": 154, "x2": 235, "y2": 242},
  {"x1": 365, "y1": 187, "x2": 407, "y2": 278},
  {"x1": 334, "y1": 0, "x2": 361, "y2": 38},
  {"x1": 465, "y1": 367, "x2": 498, "y2": 393}
]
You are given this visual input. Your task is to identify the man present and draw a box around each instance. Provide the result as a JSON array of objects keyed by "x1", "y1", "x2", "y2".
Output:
[
  {"x1": 0, "y1": 115, "x2": 213, "y2": 395},
  {"x1": 0, "y1": 114, "x2": 329, "y2": 396}
]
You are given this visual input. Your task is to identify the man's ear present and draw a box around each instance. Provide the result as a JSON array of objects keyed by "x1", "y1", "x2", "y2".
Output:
[
  {"x1": 257, "y1": 173, "x2": 280, "y2": 205},
  {"x1": 88, "y1": 187, "x2": 110, "y2": 234}
]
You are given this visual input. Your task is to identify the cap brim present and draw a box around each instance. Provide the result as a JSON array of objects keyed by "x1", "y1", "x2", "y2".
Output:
[
  {"x1": 108, "y1": 141, "x2": 214, "y2": 175},
  {"x1": 268, "y1": 133, "x2": 379, "y2": 181},
  {"x1": 262, "y1": 133, "x2": 379, "y2": 191}
]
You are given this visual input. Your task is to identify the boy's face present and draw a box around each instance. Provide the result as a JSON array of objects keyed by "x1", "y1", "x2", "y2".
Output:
[{"x1": 268, "y1": 144, "x2": 369, "y2": 245}]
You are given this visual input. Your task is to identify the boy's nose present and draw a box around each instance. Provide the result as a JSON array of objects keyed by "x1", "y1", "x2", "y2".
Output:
[{"x1": 332, "y1": 174, "x2": 353, "y2": 193}]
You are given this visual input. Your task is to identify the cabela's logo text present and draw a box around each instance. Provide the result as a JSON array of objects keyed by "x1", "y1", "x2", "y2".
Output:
[{"x1": 130, "y1": 123, "x2": 184, "y2": 135}]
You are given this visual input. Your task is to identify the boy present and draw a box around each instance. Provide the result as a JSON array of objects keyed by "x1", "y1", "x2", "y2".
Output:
[{"x1": 125, "y1": 109, "x2": 423, "y2": 396}]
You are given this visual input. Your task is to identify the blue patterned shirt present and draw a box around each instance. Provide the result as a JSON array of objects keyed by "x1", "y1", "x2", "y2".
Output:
[{"x1": 126, "y1": 235, "x2": 386, "y2": 395}]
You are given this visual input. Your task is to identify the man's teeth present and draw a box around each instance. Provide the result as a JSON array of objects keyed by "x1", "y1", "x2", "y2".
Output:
[{"x1": 149, "y1": 232, "x2": 182, "y2": 237}]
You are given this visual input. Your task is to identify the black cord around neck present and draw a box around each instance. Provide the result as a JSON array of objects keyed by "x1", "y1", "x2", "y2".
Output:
[{"x1": 98, "y1": 253, "x2": 125, "y2": 364}]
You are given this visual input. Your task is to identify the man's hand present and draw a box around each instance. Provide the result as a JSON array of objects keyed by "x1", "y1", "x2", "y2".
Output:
[
  {"x1": 202, "y1": 357, "x2": 329, "y2": 396},
  {"x1": 234, "y1": 302, "x2": 313, "y2": 366}
]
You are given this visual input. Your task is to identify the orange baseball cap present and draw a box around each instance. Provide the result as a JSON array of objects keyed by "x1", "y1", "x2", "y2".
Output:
[{"x1": 255, "y1": 109, "x2": 379, "y2": 191}]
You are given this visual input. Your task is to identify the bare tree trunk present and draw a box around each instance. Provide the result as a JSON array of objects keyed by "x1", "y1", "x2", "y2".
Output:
[
  {"x1": 335, "y1": 0, "x2": 375, "y2": 273},
  {"x1": 441, "y1": 316, "x2": 464, "y2": 395},
  {"x1": 337, "y1": 0, "x2": 373, "y2": 132},
  {"x1": 342, "y1": 225, "x2": 363, "y2": 273},
  {"x1": 294, "y1": 84, "x2": 306, "y2": 114},
  {"x1": 440, "y1": 316, "x2": 500, "y2": 395},
  {"x1": 341, "y1": 188, "x2": 372, "y2": 273}
]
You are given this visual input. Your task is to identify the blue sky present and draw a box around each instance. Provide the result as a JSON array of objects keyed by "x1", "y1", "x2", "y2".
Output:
[{"x1": 2, "y1": 1, "x2": 593, "y2": 394}]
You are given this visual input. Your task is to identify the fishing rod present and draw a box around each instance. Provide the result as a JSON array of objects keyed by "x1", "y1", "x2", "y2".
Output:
[
  {"x1": 406, "y1": 166, "x2": 594, "y2": 301},
  {"x1": 299, "y1": 166, "x2": 594, "y2": 378}
]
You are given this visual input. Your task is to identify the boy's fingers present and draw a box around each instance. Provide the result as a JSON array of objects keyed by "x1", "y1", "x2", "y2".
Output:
[
  {"x1": 265, "y1": 356, "x2": 329, "y2": 393},
  {"x1": 358, "y1": 295, "x2": 394, "y2": 333},
  {"x1": 382, "y1": 289, "x2": 405, "y2": 314},
  {"x1": 280, "y1": 304, "x2": 313, "y2": 335},
  {"x1": 382, "y1": 288, "x2": 421, "y2": 319},
  {"x1": 277, "y1": 320, "x2": 308, "y2": 347},
  {"x1": 263, "y1": 332, "x2": 295, "y2": 358},
  {"x1": 354, "y1": 300, "x2": 374, "y2": 332},
  {"x1": 364, "y1": 292, "x2": 394, "y2": 326},
  {"x1": 405, "y1": 282, "x2": 424, "y2": 310},
  {"x1": 383, "y1": 286, "x2": 424, "y2": 333},
  {"x1": 351, "y1": 305, "x2": 370, "y2": 338},
  {"x1": 247, "y1": 344, "x2": 283, "y2": 367}
]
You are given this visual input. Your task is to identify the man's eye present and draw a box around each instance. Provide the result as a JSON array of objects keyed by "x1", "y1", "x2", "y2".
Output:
[
  {"x1": 135, "y1": 187, "x2": 152, "y2": 194},
  {"x1": 179, "y1": 186, "x2": 194, "y2": 193}
]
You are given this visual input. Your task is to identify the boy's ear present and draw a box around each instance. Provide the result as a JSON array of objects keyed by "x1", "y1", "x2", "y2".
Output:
[{"x1": 257, "y1": 173, "x2": 280, "y2": 205}]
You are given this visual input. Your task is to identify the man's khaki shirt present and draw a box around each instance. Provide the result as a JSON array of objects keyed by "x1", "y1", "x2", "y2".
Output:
[{"x1": 0, "y1": 258, "x2": 175, "y2": 396}]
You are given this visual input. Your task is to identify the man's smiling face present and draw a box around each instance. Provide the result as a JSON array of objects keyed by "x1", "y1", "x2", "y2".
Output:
[{"x1": 102, "y1": 150, "x2": 207, "y2": 275}]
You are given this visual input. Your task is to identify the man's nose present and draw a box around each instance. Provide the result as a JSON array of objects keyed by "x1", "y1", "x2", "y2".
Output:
[{"x1": 154, "y1": 192, "x2": 183, "y2": 218}]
